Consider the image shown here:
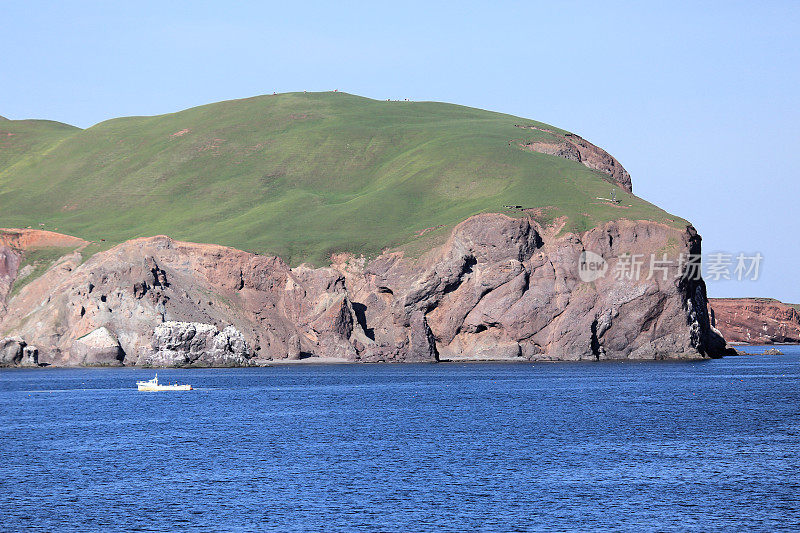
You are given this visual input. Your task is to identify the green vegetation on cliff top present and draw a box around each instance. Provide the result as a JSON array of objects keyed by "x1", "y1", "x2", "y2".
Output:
[
  {"x1": 0, "y1": 92, "x2": 684, "y2": 265},
  {"x1": 712, "y1": 297, "x2": 800, "y2": 310}
]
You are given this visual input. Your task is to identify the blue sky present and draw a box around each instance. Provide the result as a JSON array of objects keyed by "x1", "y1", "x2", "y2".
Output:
[{"x1": 3, "y1": 1, "x2": 798, "y2": 302}]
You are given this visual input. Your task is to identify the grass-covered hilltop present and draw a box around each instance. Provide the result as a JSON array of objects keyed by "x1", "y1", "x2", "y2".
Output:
[{"x1": 0, "y1": 92, "x2": 682, "y2": 265}]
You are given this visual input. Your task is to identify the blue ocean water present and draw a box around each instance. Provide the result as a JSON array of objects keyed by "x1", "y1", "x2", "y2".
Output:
[{"x1": 1, "y1": 348, "x2": 799, "y2": 532}]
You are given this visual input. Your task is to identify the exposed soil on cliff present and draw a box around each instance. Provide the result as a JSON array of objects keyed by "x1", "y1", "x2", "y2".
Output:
[{"x1": 0, "y1": 228, "x2": 87, "y2": 250}]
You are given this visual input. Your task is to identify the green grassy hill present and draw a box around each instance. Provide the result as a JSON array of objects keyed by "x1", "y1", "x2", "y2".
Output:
[
  {"x1": 0, "y1": 116, "x2": 79, "y2": 174},
  {"x1": 0, "y1": 92, "x2": 683, "y2": 265}
]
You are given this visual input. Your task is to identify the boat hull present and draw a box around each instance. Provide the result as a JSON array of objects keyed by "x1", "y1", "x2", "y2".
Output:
[{"x1": 137, "y1": 384, "x2": 193, "y2": 391}]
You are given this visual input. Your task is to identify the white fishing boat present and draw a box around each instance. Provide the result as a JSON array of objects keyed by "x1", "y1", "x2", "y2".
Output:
[{"x1": 136, "y1": 374, "x2": 192, "y2": 391}]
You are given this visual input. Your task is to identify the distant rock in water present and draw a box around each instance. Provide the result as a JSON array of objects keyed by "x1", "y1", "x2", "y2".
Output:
[{"x1": 762, "y1": 348, "x2": 784, "y2": 355}]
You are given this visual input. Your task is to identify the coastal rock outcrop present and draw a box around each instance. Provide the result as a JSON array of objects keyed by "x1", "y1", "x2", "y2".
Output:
[
  {"x1": 340, "y1": 215, "x2": 728, "y2": 361},
  {"x1": 709, "y1": 298, "x2": 800, "y2": 344},
  {"x1": 0, "y1": 216, "x2": 732, "y2": 366},
  {"x1": 22, "y1": 345, "x2": 39, "y2": 366},
  {"x1": 0, "y1": 337, "x2": 26, "y2": 365},
  {"x1": 143, "y1": 322, "x2": 250, "y2": 367},
  {"x1": 1, "y1": 337, "x2": 39, "y2": 366},
  {"x1": 70, "y1": 327, "x2": 124, "y2": 366}
]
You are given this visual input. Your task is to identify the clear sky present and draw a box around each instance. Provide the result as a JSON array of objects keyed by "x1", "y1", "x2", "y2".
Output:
[{"x1": 3, "y1": 1, "x2": 798, "y2": 302}]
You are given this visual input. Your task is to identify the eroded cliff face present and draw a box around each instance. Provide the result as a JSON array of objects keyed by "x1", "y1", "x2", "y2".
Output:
[
  {"x1": 0, "y1": 229, "x2": 85, "y2": 314},
  {"x1": 709, "y1": 298, "x2": 800, "y2": 344},
  {"x1": 0, "y1": 216, "x2": 731, "y2": 366},
  {"x1": 0, "y1": 246, "x2": 19, "y2": 312}
]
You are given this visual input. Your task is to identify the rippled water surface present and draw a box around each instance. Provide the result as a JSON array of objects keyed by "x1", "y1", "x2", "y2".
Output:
[{"x1": 2, "y1": 348, "x2": 799, "y2": 532}]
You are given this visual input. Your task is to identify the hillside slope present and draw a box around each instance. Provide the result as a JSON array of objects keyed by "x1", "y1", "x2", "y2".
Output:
[
  {"x1": 0, "y1": 92, "x2": 681, "y2": 265},
  {"x1": 0, "y1": 116, "x2": 79, "y2": 174}
]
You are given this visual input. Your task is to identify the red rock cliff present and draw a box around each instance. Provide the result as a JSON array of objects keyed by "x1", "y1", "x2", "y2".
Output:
[
  {"x1": 0, "y1": 217, "x2": 732, "y2": 366},
  {"x1": 709, "y1": 298, "x2": 800, "y2": 344}
]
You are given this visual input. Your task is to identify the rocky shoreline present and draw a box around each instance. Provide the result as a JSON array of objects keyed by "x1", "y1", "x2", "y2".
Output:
[{"x1": 1, "y1": 214, "x2": 733, "y2": 368}]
